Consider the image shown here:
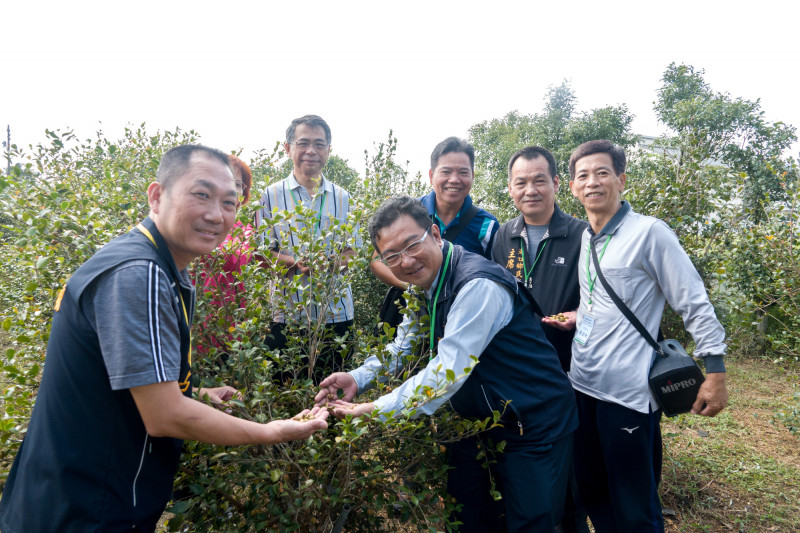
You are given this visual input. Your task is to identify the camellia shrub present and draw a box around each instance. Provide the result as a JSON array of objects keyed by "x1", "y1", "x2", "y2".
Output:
[{"x1": 718, "y1": 176, "x2": 800, "y2": 362}]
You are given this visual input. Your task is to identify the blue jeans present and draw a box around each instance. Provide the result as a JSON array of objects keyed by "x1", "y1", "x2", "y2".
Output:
[{"x1": 447, "y1": 423, "x2": 573, "y2": 532}]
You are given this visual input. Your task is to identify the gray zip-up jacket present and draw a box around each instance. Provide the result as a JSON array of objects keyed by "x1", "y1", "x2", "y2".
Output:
[{"x1": 569, "y1": 202, "x2": 726, "y2": 414}]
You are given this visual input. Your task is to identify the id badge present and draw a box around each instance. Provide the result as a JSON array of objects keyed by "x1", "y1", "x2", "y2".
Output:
[{"x1": 574, "y1": 313, "x2": 595, "y2": 345}]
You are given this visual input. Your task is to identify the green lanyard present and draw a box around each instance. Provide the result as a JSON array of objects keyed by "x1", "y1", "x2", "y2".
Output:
[
  {"x1": 586, "y1": 234, "x2": 613, "y2": 311},
  {"x1": 520, "y1": 240, "x2": 547, "y2": 284},
  {"x1": 290, "y1": 188, "x2": 327, "y2": 237},
  {"x1": 428, "y1": 243, "x2": 453, "y2": 358}
]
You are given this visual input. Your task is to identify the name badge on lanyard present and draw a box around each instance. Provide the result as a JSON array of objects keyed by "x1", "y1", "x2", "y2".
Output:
[{"x1": 574, "y1": 313, "x2": 595, "y2": 346}]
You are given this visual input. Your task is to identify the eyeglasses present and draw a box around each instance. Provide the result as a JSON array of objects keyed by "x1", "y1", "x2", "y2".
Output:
[
  {"x1": 291, "y1": 140, "x2": 329, "y2": 151},
  {"x1": 380, "y1": 229, "x2": 429, "y2": 267}
]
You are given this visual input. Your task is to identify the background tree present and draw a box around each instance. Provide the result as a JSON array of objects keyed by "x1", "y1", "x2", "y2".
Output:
[
  {"x1": 468, "y1": 80, "x2": 638, "y2": 222},
  {"x1": 653, "y1": 63, "x2": 798, "y2": 223},
  {"x1": 626, "y1": 63, "x2": 798, "y2": 351}
]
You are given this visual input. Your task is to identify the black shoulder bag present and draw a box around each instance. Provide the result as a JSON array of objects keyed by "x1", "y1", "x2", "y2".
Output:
[
  {"x1": 590, "y1": 243, "x2": 704, "y2": 417},
  {"x1": 375, "y1": 205, "x2": 480, "y2": 335}
]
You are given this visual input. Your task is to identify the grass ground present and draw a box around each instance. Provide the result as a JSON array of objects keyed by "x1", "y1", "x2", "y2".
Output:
[{"x1": 659, "y1": 356, "x2": 800, "y2": 532}]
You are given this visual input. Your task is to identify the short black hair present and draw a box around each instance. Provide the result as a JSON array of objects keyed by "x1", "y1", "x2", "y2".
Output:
[
  {"x1": 430, "y1": 137, "x2": 474, "y2": 172},
  {"x1": 368, "y1": 196, "x2": 433, "y2": 253},
  {"x1": 286, "y1": 115, "x2": 332, "y2": 145},
  {"x1": 507, "y1": 146, "x2": 557, "y2": 181},
  {"x1": 568, "y1": 140, "x2": 626, "y2": 179},
  {"x1": 156, "y1": 145, "x2": 231, "y2": 191}
]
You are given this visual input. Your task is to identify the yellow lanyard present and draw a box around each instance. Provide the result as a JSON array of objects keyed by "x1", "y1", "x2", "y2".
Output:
[
  {"x1": 136, "y1": 223, "x2": 190, "y2": 328},
  {"x1": 136, "y1": 222, "x2": 193, "y2": 391}
]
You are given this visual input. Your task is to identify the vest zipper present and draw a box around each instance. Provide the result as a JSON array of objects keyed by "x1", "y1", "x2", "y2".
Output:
[
  {"x1": 132, "y1": 434, "x2": 149, "y2": 508},
  {"x1": 480, "y1": 385, "x2": 493, "y2": 417}
]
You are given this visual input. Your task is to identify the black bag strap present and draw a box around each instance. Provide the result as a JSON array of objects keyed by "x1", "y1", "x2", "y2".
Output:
[
  {"x1": 590, "y1": 242, "x2": 663, "y2": 356},
  {"x1": 438, "y1": 204, "x2": 480, "y2": 242}
]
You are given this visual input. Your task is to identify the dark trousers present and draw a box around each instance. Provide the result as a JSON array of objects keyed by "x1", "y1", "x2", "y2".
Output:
[
  {"x1": 573, "y1": 390, "x2": 664, "y2": 533},
  {"x1": 447, "y1": 424, "x2": 573, "y2": 533},
  {"x1": 561, "y1": 460, "x2": 591, "y2": 533},
  {"x1": 266, "y1": 320, "x2": 352, "y2": 385}
]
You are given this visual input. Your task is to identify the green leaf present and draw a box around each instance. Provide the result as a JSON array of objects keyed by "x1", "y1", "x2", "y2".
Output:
[
  {"x1": 35, "y1": 256, "x2": 50, "y2": 270},
  {"x1": 168, "y1": 500, "x2": 192, "y2": 514}
]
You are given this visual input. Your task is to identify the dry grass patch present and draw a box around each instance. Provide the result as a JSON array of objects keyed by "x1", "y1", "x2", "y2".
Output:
[{"x1": 661, "y1": 357, "x2": 800, "y2": 532}]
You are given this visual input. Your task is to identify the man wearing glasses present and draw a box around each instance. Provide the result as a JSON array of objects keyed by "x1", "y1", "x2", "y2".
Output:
[
  {"x1": 371, "y1": 137, "x2": 498, "y2": 332},
  {"x1": 316, "y1": 196, "x2": 577, "y2": 532},
  {"x1": 254, "y1": 115, "x2": 360, "y2": 382}
]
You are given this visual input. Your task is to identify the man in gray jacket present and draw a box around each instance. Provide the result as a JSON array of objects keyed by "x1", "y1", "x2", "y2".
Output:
[{"x1": 567, "y1": 140, "x2": 728, "y2": 533}]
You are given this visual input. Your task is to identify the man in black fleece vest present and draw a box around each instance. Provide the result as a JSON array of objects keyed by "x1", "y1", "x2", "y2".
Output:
[{"x1": 316, "y1": 196, "x2": 578, "y2": 532}]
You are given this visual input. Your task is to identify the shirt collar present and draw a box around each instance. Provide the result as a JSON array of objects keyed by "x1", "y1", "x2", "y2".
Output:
[
  {"x1": 511, "y1": 202, "x2": 573, "y2": 239},
  {"x1": 287, "y1": 172, "x2": 330, "y2": 194},
  {"x1": 591, "y1": 201, "x2": 631, "y2": 239},
  {"x1": 431, "y1": 192, "x2": 473, "y2": 221}
]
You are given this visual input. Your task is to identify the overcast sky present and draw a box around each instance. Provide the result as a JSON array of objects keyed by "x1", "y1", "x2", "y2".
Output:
[{"x1": 2, "y1": 0, "x2": 798, "y2": 178}]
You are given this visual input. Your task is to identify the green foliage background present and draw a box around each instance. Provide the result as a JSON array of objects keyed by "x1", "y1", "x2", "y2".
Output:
[{"x1": 1, "y1": 63, "x2": 799, "y2": 531}]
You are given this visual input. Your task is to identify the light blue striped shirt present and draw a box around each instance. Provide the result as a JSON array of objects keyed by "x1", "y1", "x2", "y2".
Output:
[
  {"x1": 254, "y1": 173, "x2": 361, "y2": 323},
  {"x1": 349, "y1": 275, "x2": 514, "y2": 417}
]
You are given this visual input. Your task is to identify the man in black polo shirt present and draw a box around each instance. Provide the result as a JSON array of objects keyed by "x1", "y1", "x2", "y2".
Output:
[{"x1": 0, "y1": 145, "x2": 328, "y2": 533}]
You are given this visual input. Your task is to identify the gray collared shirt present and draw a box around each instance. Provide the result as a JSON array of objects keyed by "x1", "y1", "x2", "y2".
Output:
[{"x1": 569, "y1": 202, "x2": 726, "y2": 413}]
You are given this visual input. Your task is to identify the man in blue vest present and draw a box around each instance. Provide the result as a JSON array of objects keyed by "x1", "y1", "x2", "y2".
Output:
[
  {"x1": 316, "y1": 196, "x2": 577, "y2": 532},
  {"x1": 0, "y1": 145, "x2": 328, "y2": 533}
]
